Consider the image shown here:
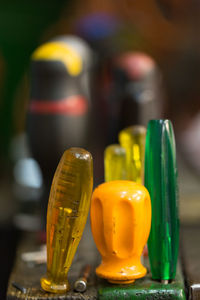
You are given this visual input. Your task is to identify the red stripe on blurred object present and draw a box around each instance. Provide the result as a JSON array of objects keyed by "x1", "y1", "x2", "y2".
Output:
[{"x1": 29, "y1": 96, "x2": 88, "y2": 116}]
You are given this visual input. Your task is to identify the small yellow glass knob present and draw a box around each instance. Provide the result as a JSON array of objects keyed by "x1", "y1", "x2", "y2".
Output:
[
  {"x1": 41, "y1": 148, "x2": 93, "y2": 293},
  {"x1": 90, "y1": 180, "x2": 151, "y2": 284},
  {"x1": 104, "y1": 144, "x2": 126, "y2": 182},
  {"x1": 118, "y1": 126, "x2": 146, "y2": 183}
]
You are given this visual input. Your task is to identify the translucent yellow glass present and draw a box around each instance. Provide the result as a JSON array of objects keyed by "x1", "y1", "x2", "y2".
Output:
[
  {"x1": 118, "y1": 126, "x2": 146, "y2": 183},
  {"x1": 41, "y1": 148, "x2": 93, "y2": 293},
  {"x1": 104, "y1": 144, "x2": 126, "y2": 182}
]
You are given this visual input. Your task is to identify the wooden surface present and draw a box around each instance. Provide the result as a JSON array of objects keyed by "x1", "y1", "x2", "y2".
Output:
[
  {"x1": 181, "y1": 225, "x2": 200, "y2": 300},
  {"x1": 7, "y1": 222, "x2": 187, "y2": 300},
  {"x1": 7, "y1": 222, "x2": 99, "y2": 300}
]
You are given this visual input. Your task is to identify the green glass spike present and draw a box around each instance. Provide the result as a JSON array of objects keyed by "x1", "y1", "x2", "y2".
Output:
[
  {"x1": 145, "y1": 120, "x2": 179, "y2": 281},
  {"x1": 118, "y1": 126, "x2": 146, "y2": 183},
  {"x1": 104, "y1": 144, "x2": 126, "y2": 182}
]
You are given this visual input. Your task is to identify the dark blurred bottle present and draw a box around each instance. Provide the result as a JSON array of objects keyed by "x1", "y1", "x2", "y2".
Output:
[
  {"x1": 107, "y1": 52, "x2": 163, "y2": 144},
  {"x1": 75, "y1": 13, "x2": 122, "y2": 180},
  {"x1": 26, "y1": 35, "x2": 94, "y2": 221}
]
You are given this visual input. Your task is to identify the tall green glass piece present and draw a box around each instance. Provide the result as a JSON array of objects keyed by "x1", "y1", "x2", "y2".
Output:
[{"x1": 145, "y1": 120, "x2": 179, "y2": 281}]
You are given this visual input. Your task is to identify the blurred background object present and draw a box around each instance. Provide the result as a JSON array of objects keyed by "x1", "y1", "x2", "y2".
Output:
[
  {"x1": 155, "y1": 0, "x2": 200, "y2": 21},
  {"x1": 26, "y1": 35, "x2": 94, "y2": 222},
  {"x1": 0, "y1": 0, "x2": 68, "y2": 158},
  {"x1": 106, "y1": 52, "x2": 163, "y2": 144},
  {"x1": 10, "y1": 133, "x2": 43, "y2": 232}
]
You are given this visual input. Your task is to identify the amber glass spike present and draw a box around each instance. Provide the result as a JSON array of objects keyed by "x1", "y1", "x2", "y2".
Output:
[
  {"x1": 118, "y1": 126, "x2": 146, "y2": 183},
  {"x1": 41, "y1": 148, "x2": 93, "y2": 293}
]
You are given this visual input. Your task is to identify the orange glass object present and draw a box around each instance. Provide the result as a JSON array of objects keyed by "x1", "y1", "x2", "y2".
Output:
[{"x1": 90, "y1": 180, "x2": 151, "y2": 284}]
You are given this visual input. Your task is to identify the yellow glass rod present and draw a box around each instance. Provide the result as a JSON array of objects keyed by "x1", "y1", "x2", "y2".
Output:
[
  {"x1": 118, "y1": 126, "x2": 146, "y2": 183},
  {"x1": 41, "y1": 148, "x2": 93, "y2": 293},
  {"x1": 104, "y1": 144, "x2": 126, "y2": 182}
]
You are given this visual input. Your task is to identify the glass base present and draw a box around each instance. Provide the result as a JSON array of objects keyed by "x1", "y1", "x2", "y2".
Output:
[
  {"x1": 96, "y1": 260, "x2": 147, "y2": 283},
  {"x1": 109, "y1": 279, "x2": 135, "y2": 284},
  {"x1": 40, "y1": 274, "x2": 70, "y2": 293}
]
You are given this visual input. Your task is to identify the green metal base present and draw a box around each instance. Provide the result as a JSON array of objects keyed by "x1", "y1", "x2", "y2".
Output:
[{"x1": 98, "y1": 263, "x2": 186, "y2": 300}]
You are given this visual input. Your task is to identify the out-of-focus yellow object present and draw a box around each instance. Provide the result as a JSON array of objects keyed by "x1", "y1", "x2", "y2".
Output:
[
  {"x1": 90, "y1": 180, "x2": 151, "y2": 284},
  {"x1": 40, "y1": 148, "x2": 93, "y2": 293},
  {"x1": 104, "y1": 144, "x2": 126, "y2": 182},
  {"x1": 118, "y1": 126, "x2": 146, "y2": 183},
  {"x1": 32, "y1": 42, "x2": 82, "y2": 76}
]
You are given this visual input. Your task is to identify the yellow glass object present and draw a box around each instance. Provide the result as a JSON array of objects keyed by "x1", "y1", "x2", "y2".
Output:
[
  {"x1": 104, "y1": 144, "x2": 126, "y2": 182},
  {"x1": 32, "y1": 42, "x2": 82, "y2": 76},
  {"x1": 41, "y1": 148, "x2": 93, "y2": 293},
  {"x1": 90, "y1": 180, "x2": 151, "y2": 284},
  {"x1": 118, "y1": 126, "x2": 146, "y2": 183}
]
